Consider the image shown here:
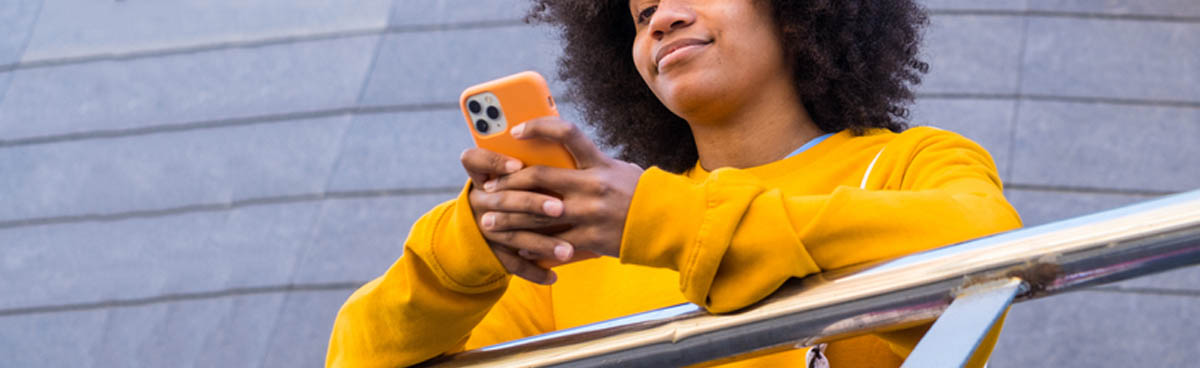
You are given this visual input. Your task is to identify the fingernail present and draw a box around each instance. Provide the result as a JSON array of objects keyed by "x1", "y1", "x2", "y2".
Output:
[
  {"x1": 505, "y1": 160, "x2": 521, "y2": 173},
  {"x1": 483, "y1": 180, "x2": 497, "y2": 192},
  {"x1": 543, "y1": 200, "x2": 563, "y2": 217},
  {"x1": 481, "y1": 213, "x2": 495, "y2": 229},
  {"x1": 510, "y1": 123, "x2": 525, "y2": 138},
  {"x1": 554, "y1": 244, "x2": 573, "y2": 261},
  {"x1": 546, "y1": 271, "x2": 558, "y2": 284}
]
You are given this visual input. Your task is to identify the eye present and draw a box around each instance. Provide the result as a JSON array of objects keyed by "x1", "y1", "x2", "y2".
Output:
[{"x1": 637, "y1": 6, "x2": 657, "y2": 25}]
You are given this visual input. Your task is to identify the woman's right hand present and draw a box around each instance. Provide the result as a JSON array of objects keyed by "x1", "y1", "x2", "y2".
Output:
[{"x1": 460, "y1": 148, "x2": 575, "y2": 285}]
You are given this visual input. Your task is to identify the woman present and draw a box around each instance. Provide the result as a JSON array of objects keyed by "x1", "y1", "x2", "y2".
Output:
[{"x1": 327, "y1": 0, "x2": 1022, "y2": 367}]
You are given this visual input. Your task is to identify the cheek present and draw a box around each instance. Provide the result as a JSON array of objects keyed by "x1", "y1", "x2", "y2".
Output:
[
  {"x1": 630, "y1": 48, "x2": 646, "y2": 74},
  {"x1": 630, "y1": 44, "x2": 655, "y2": 87},
  {"x1": 732, "y1": 30, "x2": 787, "y2": 79}
]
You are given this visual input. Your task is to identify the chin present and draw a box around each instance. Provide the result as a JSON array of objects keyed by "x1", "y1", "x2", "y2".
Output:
[{"x1": 654, "y1": 74, "x2": 726, "y2": 120}]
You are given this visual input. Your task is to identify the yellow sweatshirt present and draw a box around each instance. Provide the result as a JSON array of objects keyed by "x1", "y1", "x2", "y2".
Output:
[{"x1": 326, "y1": 127, "x2": 1023, "y2": 367}]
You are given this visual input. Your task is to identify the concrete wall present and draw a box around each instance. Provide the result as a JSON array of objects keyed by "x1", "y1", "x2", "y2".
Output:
[{"x1": 0, "y1": 0, "x2": 1196, "y2": 366}]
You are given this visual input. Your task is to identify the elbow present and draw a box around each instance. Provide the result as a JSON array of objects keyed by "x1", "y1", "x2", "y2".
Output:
[{"x1": 952, "y1": 189, "x2": 1023, "y2": 237}]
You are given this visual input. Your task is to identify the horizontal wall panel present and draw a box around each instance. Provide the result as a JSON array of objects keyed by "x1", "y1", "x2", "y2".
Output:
[
  {"x1": 921, "y1": 0, "x2": 1200, "y2": 17},
  {"x1": 1022, "y1": 17, "x2": 1200, "y2": 102},
  {"x1": 1010, "y1": 101, "x2": 1200, "y2": 193},
  {"x1": 326, "y1": 110, "x2": 473, "y2": 192},
  {"x1": 262, "y1": 289, "x2": 355, "y2": 367},
  {"x1": 920, "y1": 0, "x2": 1027, "y2": 11},
  {"x1": 0, "y1": 36, "x2": 375, "y2": 141},
  {"x1": 0, "y1": 116, "x2": 349, "y2": 223},
  {"x1": 1004, "y1": 188, "x2": 1150, "y2": 227},
  {"x1": 391, "y1": 0, "x2": 530, "y2": 26},
  {"x1": 359, "y1": 25, "x2": 562, "y2": 107},
  {"x1": 0, "y1": 0, "x2": 41, "y2": 65},
  {"x1": 0, "y1": 201, "x2": 321, "y2": 311},
  {"x1": 20, "y1": 0, "x2": 391, "y2": 61},
  {"x1": 918, "y1": 15, "x2": 1024, "y2": 95},
  {"x1": 0, "y1": 292, "x2": 289, "y2": 367},
  {"x1": 1030, "y1": 0, "x2": 1200, "y2": 18},
  {"x1": 0, "y1": 72, "x2": 10, "y2": 105},
  {"x1": 909, "y1": 98, "x2": 1016, "y2": 179},
  {"x1": 993, "y1": 291, "x2": 1200, "y2": 368},
  {"x1": 292, "y1": 194, "x2": 456, "y2": 285},
  {"x1": 0, "y1": 308, "x2": 107, "y2": 367},
  {"x1": 92, "y1": 293, "x2": 284, "y2": 368}
]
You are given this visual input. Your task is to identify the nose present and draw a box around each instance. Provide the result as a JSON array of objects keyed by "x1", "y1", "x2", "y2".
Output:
[{"x1": 648, "y1": 1, "x2": 696, "y2": 40}]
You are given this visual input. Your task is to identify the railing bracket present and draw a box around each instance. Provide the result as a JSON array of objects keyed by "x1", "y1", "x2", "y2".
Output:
[{"x1": 901, "y1": 278, "x2": 1026, "y2": 368}]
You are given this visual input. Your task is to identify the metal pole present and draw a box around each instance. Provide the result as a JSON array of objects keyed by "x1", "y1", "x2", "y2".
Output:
[{"x1": 422, "y1": 189, "x2": 1200, "y2": 367}]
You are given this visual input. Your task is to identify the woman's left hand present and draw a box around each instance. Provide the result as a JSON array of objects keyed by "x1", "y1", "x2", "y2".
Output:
[{"x1": 480, "y1": 117, "x2": 643, "y2": 259}]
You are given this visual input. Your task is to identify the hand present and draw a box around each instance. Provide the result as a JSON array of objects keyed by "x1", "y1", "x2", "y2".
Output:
[
  {"x1": 460, "y1": 147, "x2": 574, "y2": 285},
  {"x1": 482, "y1": 117, "x2": 643, "y2": 259}
]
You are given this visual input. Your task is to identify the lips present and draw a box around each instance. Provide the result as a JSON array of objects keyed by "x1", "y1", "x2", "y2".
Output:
[{"x1": 654, "y1": 38, "x2": 711, "y2": 71}]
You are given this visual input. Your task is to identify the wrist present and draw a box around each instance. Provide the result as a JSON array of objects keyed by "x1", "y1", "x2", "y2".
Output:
[
  {"x1": 618, "y1": 167, "x2": 708, "y2": 271},
  {"x1": 427, "y1": 181, "x2": 511, "y2": 293}
]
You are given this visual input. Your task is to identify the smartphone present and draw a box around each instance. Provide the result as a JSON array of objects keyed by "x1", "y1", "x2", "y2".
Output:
[
  {"x1": 461, "y1": 71, "x2": 598, "y2": 267},
  {"x1": 460, "y1": 71, "x2": 576, "y2": 170}
]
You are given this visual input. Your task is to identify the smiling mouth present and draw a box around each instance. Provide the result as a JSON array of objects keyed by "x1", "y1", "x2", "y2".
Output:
[{"x1": 655, "y1": 39, "x2": 712, "y2": 72}]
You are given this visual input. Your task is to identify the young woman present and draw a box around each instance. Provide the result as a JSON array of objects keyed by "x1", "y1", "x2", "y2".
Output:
[{"x1": 327, "y1": 1, "x2": 1022, "y2": 367}]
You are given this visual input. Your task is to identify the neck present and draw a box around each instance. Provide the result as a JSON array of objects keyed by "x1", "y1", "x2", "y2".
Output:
[{"x1": 688, "y1": 86, "x2": 822, "y2": 171}]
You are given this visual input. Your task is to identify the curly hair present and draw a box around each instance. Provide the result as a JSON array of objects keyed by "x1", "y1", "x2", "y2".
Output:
[{"x1": 528, "y1": 0, "x2": 929, "y2": 173}]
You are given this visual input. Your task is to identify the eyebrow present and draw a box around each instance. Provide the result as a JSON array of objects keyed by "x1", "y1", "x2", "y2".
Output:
[{"x1": 628, "y1": 0, "x2": 643, "y2": 15}]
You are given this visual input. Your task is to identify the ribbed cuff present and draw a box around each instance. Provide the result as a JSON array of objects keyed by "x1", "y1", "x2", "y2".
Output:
[
  {"x1": 618, "y1": 167, "x2": 707, "y2": 273},
  {"x1": 427, "y1": 181, "x2": 510, "y2": 293}
]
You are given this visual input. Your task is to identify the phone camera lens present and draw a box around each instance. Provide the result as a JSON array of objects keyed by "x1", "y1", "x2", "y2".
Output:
[
  {"x1": 468, "y1": 100, "x2": 481, "y2": 114},
  {"x1": 486, "y1": 106, "x2": 500, "y2": 119},
  {"x1": 475, "y1": 119, "x2": 489, "y2": 133}
]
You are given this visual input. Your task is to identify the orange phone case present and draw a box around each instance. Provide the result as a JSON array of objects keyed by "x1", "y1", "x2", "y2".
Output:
[{"x1": 460, "y1": 71, "x2": 577, "y2": 170}]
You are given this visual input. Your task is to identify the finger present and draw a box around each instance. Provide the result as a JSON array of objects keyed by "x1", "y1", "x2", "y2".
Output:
[
  {"x1": 548, "y1": 227, "x2": 619, "y2": 259},
  {"x1": 510, "y1": 117, "x2": 606, "y2": 169},
  {"x1": 460, "y1": 149, "x2": 487, "y2": 187},
  {"x1": 481, "y1": 229, "x2": 575, "y2": 262},
  {"x1": 461, "y1": 147, "x2": 523, "y2": 186},
  {"x1": 489, "y1": 165, "x2": 588, "y2": 197},
  {"x1": 518, "y1": 249, "x2": 540, "y2": 260},
  {"x1": 480, "y1": 211, "x2": 568, "y2": 232},
  {"x1": 533, "y1": 249, "x2": 602, "y2": 269},
  {"x1": 491, "y1": 246, "x2": 557, "y2": 285},
  {"x1": 473, "y1": 189, "x2": 564, "y2": 217}
]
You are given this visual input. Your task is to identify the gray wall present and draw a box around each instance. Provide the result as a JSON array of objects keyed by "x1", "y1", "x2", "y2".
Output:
[{"x1": 0, "y1": 0, "x2": 1196, "y2": 366}]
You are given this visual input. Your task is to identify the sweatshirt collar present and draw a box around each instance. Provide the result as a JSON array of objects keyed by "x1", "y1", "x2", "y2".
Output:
[{"x1": 686, "y1": 130, "x2": 852, "y2": 181}]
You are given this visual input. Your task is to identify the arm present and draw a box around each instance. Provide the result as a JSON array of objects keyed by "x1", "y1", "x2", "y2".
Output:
[
  {"x1": 484, "y1": 120, "x2": 1019, "y2": 312},
  {"x1": 620, "y1": 129, "x2": 1022, "y2": 312},
  {"x1": 325, "y1": 186, "x2": 555, "y2": 368},
  {"x1": 481, "y1": 121, "x2": 1018, "y2": 365}
]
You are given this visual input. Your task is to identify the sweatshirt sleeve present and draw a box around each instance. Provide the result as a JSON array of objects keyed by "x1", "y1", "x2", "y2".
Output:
[
  {"x1": 618, "y1": 129, "x2": 1023, "y2": 313},
  {"x1": 325, "y1": 182, "x2": 554, "y2": 368}
]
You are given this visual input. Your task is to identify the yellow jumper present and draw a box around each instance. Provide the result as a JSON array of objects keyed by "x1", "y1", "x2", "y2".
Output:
[{"x1": 326, "y1": 127, "x2": 1022, "y2": 367}]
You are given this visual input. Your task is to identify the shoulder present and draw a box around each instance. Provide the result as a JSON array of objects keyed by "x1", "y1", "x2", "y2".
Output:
[
  {"x1": 854, "y1": 126, "x2": 1001, "y2": 188},
  {"x1": 893, "y1": 126, "x2": 975, "y2": 145},
  {"x1": 843, "y1": 126, "x2": 989, "y2": 163},
  {"x1": 867, "y1": 126, "x2": 991, "y2": 158}
]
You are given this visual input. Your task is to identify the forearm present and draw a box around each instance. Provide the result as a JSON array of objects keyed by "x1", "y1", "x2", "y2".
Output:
[
  {"x1": 620, "y1": 137, "x2": 1021, "y2": 313},
  {"x1": 326, "y1": 189, "x2": 513, "y2": 367},
  {"x1": 326, "y1": 258, "x2": 506, "y2": 367}
]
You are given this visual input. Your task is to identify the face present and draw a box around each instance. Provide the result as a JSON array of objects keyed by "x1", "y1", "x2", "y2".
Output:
[{"x1": 628, "y1": 0, "x2": 790, "y2": 122}]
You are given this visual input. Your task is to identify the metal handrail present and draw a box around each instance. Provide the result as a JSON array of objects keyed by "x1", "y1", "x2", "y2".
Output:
[{"x1": 423, "y1": 189, "x2": 1200, "y2": 367}]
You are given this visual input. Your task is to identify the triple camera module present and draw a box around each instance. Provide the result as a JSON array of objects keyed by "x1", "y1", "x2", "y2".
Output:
[{"x1": 465, "y1": 92, "x2": 506, "y2": 136}]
